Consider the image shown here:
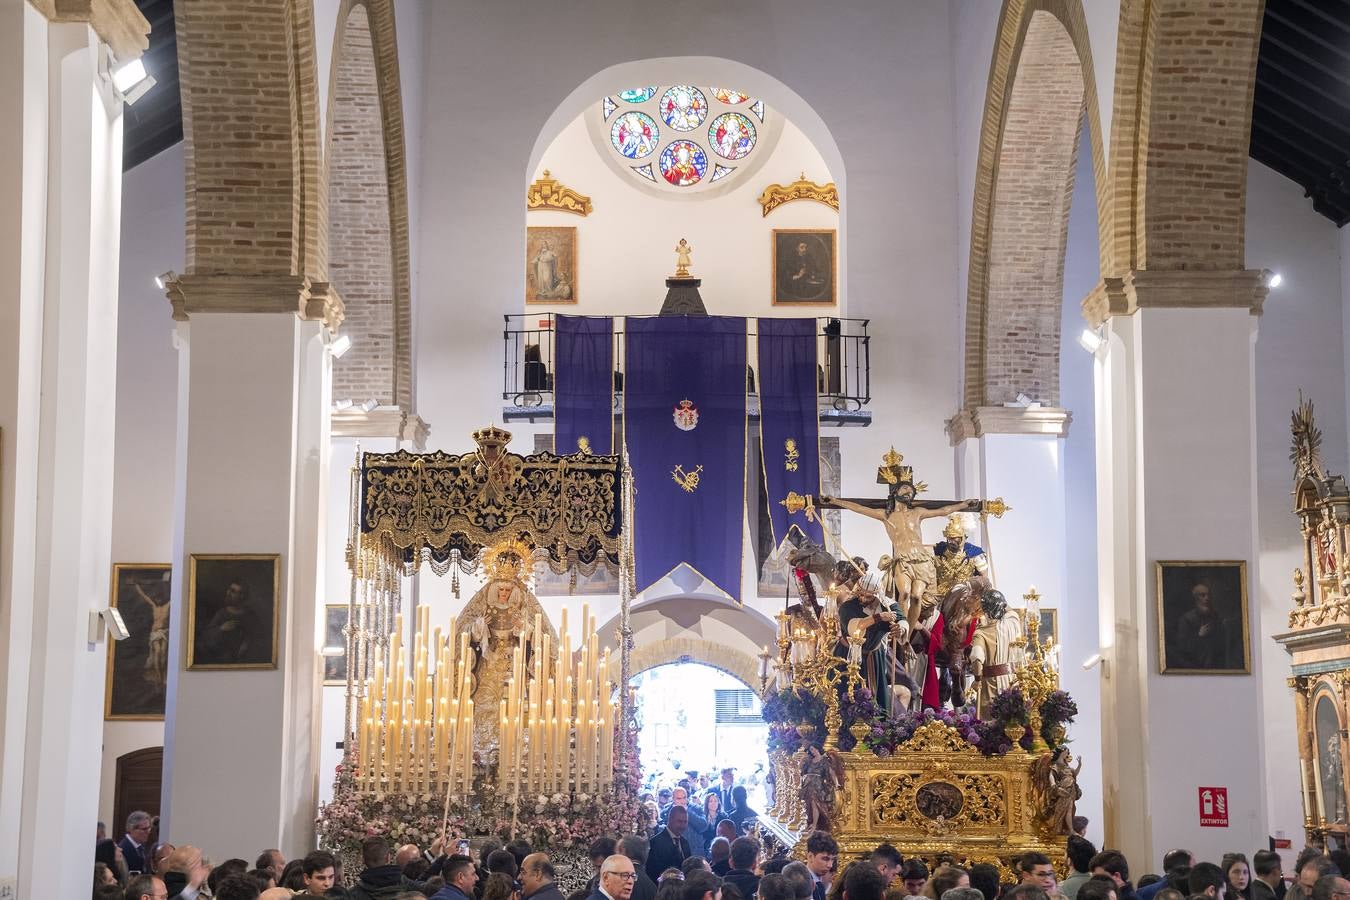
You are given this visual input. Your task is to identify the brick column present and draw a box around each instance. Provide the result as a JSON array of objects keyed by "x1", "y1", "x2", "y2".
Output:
[
  {"x1": 0, "y1": 3, "x2": 148, "y2": 895},
  {"x1": 159, "y1": 276, "x2": 340, "y2": 859},
  {"x1": 1086, "y1": 269, "x2": 1268, "y2": 866}
]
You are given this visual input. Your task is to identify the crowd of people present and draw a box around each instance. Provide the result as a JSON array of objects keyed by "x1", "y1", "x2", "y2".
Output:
[{"x1": 92, "y1": 796, "x2": 1350, "y2": 900}]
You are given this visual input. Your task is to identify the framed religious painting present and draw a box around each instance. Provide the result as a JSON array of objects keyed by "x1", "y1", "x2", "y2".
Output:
[
  {"x1": 105, "y1": 563, "x2": 172, "y2": 720},
  {"x1": 186, "y1": 554, "x2": 281, "y2": 670},
  {"x1": 772, "y1": 228, "x2": 837, "y2": 306},
  {"x1": 1155, "y1": 560, "x2": 1251, "y2": 675},
  {"x1": 526, "y1": 225, "x2": 578, "y2": 304},
  {"x1": 322, "y1": 604, "x2": 349, "y2": 685}
]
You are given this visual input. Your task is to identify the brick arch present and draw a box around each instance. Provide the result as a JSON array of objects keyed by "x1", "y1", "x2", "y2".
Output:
[
  {"x1": 326, "y1": 0, "x2": 414, "y2": 409},
  {"x1": 963, "y1": 0, "x2": 1109, "y2": 410},
  {"x1": 175, "y1": 0, "x2": 327, "y2": 281},
  {"x1": 1106, "y1": 0, "x2": 1265, "y2": 271}
]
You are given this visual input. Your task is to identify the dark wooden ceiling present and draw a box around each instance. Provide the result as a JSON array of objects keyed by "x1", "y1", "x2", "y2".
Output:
[
  {"x1": 121, "y1": 0, "x2": 179, "y2": 171},
  {"x1": 1251, "y1": 0, "x2": 1350, "y2": 225},
  {"x1": 122, "y1": 2, "x2": 1350, "y2": 224}
]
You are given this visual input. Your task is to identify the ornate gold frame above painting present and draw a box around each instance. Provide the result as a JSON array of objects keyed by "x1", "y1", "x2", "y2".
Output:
[
  {"x1": 526, "y1": 170, "x2": 593, "y2": 216},
  {"x1": 322, "y1": 604, "x2": 349, "y2": 685},
  {"x1": 186, "y1": 553, "x2": 281, "y2": 670},
  {"x1": 1155, "y1": 560, "x2": 1251, "y2": 675},
  {"x1": 526, "y1": 225, "x2": 578, "y2": 304},
  {"x1": 772, "y1": 228, "x2": 836, "y2": 306},
  {"x1": 757, "y1": 173, "x2": 839, "y2": 217},
  {"x1": 105, "y1": 563, "x2": 172, "y2": 720}
]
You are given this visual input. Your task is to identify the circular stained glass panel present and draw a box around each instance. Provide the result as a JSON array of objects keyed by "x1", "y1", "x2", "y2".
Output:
[
  {"x1": 619, "y1": 87, "x2": 657, "y2": 103},
  {"x1": 610, "y1": 111, "x2": 659, "y2": 159},
  {"x1": 708, "y1": 112, "x2": 757, "y2": 161},
  {"x1": 660, "y1": 85, "x2": 708, "y2": 132},
  {"x1": 659, "y1": 140, "x2": 708, "y2": 186},
  {"x1": 712, "y1": 87, "x2": 750, "y2": 104}
]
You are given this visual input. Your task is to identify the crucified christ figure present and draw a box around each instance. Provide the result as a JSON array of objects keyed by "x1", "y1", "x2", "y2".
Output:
[{"x1": 812, "y1": 449, "x2": 1006, "y2": 631}]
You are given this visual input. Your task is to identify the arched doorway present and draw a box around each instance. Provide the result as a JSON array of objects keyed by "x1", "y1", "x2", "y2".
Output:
[{"x1": 632, "y1": 662, "x2": 769, "y2": 818}]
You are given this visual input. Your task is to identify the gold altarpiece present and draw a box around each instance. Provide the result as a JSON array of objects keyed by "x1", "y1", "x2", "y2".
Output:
[{"x1": 1277, "y1": 397, "x2": 1350, "y2": 848}]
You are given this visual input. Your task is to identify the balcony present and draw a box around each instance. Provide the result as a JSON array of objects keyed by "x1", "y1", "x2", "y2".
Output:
[{"x1": 502, "y1": 314, "x2": 872, "y2": 427}]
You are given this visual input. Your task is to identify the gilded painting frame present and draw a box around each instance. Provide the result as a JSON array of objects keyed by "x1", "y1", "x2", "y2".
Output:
[
  {"x1": 322, "y1": 603, "x2": 349, "y2": 685},
  {"x1": 186, "y1": 553, "x2": 282, "y2": 670},
  {"x1": 1155, "y1": 559, "x2": 1251, "y2": 675},
  {"x1": 105, "y1": 563, "x2": 173, "y2": 720},
  {"x1": 772, "y1": 228, "x2": 837, "y2": 306},
  {"x1": 525, "y1": 225, "x2": 578, "y2": 304}
]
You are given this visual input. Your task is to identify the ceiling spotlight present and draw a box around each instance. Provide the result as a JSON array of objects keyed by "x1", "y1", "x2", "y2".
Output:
[
  {"x1": 1081, "y1": 653, "x2": 1102, "y2": 671},
  {"x1": 332, "y1": 399, "x2": 354, "y2": 411},
  {"x1": 154, "y1": 270, "x2": 176, "y2": 291},
  {"x1": 360, "y1": 398, "x2": 379, "y2": 413},
  {"x1": 111, "y1": 58, "x2": 156, "y2": 105},
  {"x1": 320, "y1": 645, "x2": 345, "y2": 658},
  {"x1": 329, "y1": 333, "x2": 352, "y2": 359},
  {"x1": 1077, "y1": 327, "x2": 1104, "y2": 354},
  {"x1": 1268, "y1": 272, "x2": 1284, "y2": 289}
]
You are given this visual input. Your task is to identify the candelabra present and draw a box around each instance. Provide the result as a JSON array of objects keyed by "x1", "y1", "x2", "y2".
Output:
[{"x1": 1013, "y1": 587, "x2": 1060, "y2": 753}]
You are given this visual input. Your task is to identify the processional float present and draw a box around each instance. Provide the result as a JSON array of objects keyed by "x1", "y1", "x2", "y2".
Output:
[
  {"x1": 757, "y1": 450, "x2": 1081, "y2": 876},
  {"x1": 319, "y1": 425, "x2": 640, "y2": 855}
]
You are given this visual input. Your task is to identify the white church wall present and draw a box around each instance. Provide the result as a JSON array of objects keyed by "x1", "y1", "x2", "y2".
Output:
[
  {"x1": 99, "y1": 144, "x2": 186, "y2": 828},
  {"x1": 1247, "y1": 159, "x2": 1349, "y2": 857},
  {"x1": 950, "y1": 0, "x2": 1003, "y2": 361},
  {"x1": 527, "y1": 114, "x2": 836, "y2": 319},
  {"x1": 414, "y1": 1, "x2": 961, "y2": 580}
]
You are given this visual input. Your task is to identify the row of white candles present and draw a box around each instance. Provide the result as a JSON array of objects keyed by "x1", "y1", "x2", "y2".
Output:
[
  {"x1": 357, "y1": 606, "x2": 476, "y2": 796},
  {"x1": 354, "y1": 603, "x2": 616, "y2": 798},
  {"x1": 497, "y1": 605, "x2": 615, "y2": 797}
]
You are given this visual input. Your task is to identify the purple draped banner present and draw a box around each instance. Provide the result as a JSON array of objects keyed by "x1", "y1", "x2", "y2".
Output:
[
  {"x1": 625, "y1": 316, "x2": 747, "y2": 598},
  {"x1": 554, "y1": 315, "x2": 614, "y2": 455},
  {"x1": 758, "y1": 318, "x2": 824, "y2": 549}
]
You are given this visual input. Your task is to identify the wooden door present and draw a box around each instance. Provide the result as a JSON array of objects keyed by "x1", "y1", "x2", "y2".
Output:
[{"x1": 113, "y1": 746, "x2": 163, "y2": 846}]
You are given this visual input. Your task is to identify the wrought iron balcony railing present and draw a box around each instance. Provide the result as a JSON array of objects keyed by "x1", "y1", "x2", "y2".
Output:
[{"x1": 502, "y1": 314, "x2": 871, "y2": 426}]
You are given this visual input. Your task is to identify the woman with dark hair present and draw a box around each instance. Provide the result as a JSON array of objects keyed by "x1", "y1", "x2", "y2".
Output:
[
  {"x1": 94, "y1": 838, "x2": 127, "y2": 885},
  {"x1": 657, "y1": 868, "x2": 687, "y2": 900},
  {"x1": 702, "y1": 792, "x2": 725, "y2": 852},
  {"x1": 1222, "y1": 854, "x2": 1253, "y2": 900}
]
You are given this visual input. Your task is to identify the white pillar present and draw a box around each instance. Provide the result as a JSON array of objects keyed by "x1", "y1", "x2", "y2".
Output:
[
  {"x1": 1089, "y1": 271, "x2": 1268, "y2": 867},
  {"x1": 0, "y1": 4, "x2": 147, "y2": 896},
  {"x1": 160, "y1": 293, "x2": 334, "y2": 860},
  {"x1": 948, "y1": 408, "x2": 1105, "y2": 845},
  {"x1": 317, "y1": 413, "x2": 427, "y2": 807}
]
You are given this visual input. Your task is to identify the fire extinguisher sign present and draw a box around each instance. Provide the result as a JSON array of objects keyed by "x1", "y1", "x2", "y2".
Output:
[{"x1": 1199, "y1": 787, "x2": 1229, "y2": 827}]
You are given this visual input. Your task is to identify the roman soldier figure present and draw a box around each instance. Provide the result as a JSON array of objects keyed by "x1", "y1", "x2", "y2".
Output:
[{"x1": 933, "y1": 515, "x2": 990, "y2": 596}]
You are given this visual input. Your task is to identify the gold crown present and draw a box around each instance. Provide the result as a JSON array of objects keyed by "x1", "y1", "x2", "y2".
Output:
[
  {"x1": 877, "y1": 446, "x2": 923, "y2": 492},
  {"x1": 478, "y1": 537, "x2": 533, "y2": 580},
  {"x1": 943, "y1": 515, "x2": 967, "y2": 541},
  {"x1": 473, "y1": 424, "x2": 513, "y2": 449}
]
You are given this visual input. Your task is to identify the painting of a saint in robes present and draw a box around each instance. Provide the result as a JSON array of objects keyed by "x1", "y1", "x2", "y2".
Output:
[{"x1": 526, "y1": 226, "x2": 578, "y2": 303}]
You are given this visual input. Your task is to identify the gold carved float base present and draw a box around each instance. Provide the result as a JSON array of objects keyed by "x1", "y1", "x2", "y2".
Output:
[{"x1": 759, "y1": 723, "x2": 1067, "y2": 879}]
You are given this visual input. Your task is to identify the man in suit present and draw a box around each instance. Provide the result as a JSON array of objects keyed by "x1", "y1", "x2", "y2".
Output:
[
  {"x1": 590, "y1": 854, "x2": 637, "y2": 900},
  {"x1": 120, "y1": 811, "x2": 153, "y2": 874},
  {"x1": 619, "y1": 835, "x2": 659, "y2": 900},
  {"x1": 709, "y1": 769, "x2": 736, "y2": 811},
  {"x1": 647, "y1": 806, "x2": 694, "y2": 882},
  {"x1": 1252, "y1": 851, "x2": 1285, "y2": 900}
]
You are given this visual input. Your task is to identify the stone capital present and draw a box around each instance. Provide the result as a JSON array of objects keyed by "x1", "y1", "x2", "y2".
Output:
[
  {"x1": 29, "y1": 0, "x2": 150, "y2": 61},
  {"x1": 331, "y1": 406, "x2": 429, "y2": 450},
  {"x1": 166, "y1": 274, "x2": 345, "y2": 332},
  {"x1": 1081, "y1": 269, "x2": 1269, "y2": 327},
  {"x1": 945, "y1": 406, "x2": 1072, "y2": 444}
]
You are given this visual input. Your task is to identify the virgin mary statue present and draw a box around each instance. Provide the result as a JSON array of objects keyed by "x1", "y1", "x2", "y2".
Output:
[{"x1": 455, "y1": 542, "x2": 555, "y2": 750}]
